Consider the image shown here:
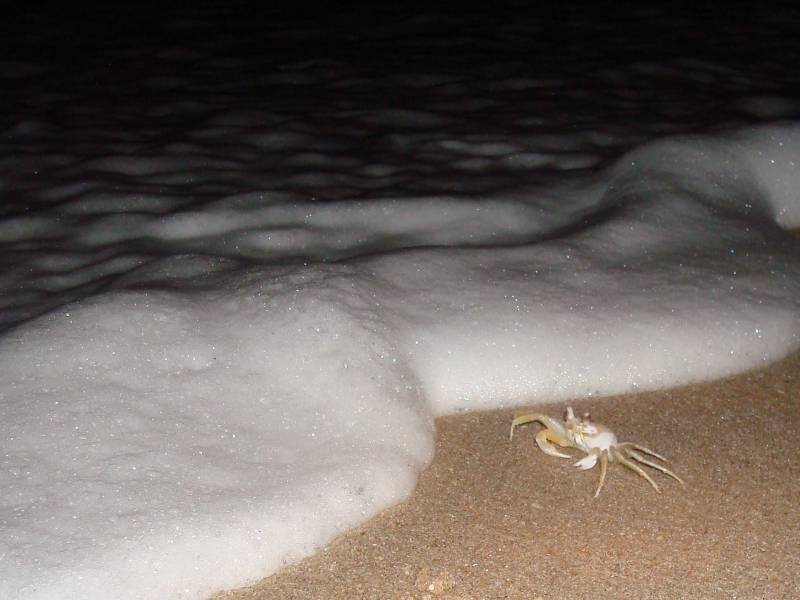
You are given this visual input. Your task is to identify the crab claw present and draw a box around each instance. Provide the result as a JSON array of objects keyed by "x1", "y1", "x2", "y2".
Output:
[{"x1": 574, "y1": 453, "x2": 598, "y2": 470}]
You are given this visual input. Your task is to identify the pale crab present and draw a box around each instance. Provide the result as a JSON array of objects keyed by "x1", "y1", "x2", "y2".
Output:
[{"x1": 510, "y1": 407, "x2": 683, "y2": 497}]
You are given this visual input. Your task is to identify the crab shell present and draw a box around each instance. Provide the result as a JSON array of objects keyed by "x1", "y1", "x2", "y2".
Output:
[{"x1": 567, "y1": 418, "x2": 618, "y2": 470}]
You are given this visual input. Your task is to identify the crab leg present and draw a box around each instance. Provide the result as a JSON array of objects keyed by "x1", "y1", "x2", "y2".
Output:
[
  {"x1": 535, "y1": 428, "x2": 573, "y2": 459},
  {"x1": 613, "y1": 447, "x2": 661, "y2": 493},
  {"x1": 627, "y1": 449, "x2": 685, "y2": 485},
  {"x1": 509, "y1": 414, "x2": 540, "y2": 441},
  {"x1": 594, "y1": 451, "x2": 609, "y2": 498},
  {"x1": 510, "y1": 413, "x2": 573, "y2": 458},
  {"x1": 510, "y1": 414, "x2": 566, "y2": 441},
  {"x1": 618, "y1": 442, "x2": 668, "y2": 463}
]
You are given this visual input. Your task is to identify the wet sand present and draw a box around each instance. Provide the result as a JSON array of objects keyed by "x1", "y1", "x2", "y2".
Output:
[{"x1": 216, "y1": 352, "x2": 800, "y2": 599}]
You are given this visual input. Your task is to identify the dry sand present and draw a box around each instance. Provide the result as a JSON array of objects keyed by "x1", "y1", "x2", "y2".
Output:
[{"x1": 215, "y1": 352, "x2": 800, "y2": 599}]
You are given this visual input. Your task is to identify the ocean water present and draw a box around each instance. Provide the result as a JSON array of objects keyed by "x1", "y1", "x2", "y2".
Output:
[{"x1": 2, "y1": 4, "x2": 800, "y2": 599}]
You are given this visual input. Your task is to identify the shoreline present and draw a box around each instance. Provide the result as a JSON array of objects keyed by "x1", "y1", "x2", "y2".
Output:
[{"x1": 215, "y1": 352, "x2": 800, "y2": 599}]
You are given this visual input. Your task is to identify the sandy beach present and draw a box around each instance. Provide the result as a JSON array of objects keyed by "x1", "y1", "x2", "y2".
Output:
[{"x1": 216, "y1": 351, "x2": 800, "y2": 599}]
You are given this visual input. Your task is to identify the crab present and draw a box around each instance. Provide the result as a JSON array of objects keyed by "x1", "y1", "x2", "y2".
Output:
[{"x1": 510, "y1": 407, "x2": 683, "y2": 497}]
